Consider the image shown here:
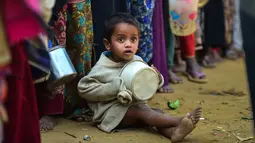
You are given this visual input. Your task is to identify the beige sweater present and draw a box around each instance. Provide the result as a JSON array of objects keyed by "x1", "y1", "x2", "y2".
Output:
[{"x1": 78, "y1": 52, "x2": 163, "y2": 132}]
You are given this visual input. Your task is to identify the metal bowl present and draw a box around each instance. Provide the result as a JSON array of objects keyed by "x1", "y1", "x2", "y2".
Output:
[
  {"x1": 47, "y1": 46, "x2": 77, "y2": 89},
  {"x1": 119, "y1": 60, "x2": 159, "y2": 101}
]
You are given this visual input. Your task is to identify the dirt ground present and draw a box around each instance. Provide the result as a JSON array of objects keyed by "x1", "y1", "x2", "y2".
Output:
[{"x1": 42, "y1": 59, "x2": 254, "y2": 143}]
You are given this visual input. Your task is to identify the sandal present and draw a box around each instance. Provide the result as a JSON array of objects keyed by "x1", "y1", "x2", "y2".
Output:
[
  {"x1": 183, "y1": 71, "x2": 208, "y2": 84},
  {"x1": 226, "y1": 49, "x2": 238, "y2": 60},
  {"x1": 201, "y1": 55, "x2": 216, "y2": 68}
]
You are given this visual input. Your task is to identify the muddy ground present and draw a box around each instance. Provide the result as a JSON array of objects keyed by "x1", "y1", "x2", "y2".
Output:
[{"x1": 42, "y1": 59, "x2": 254, "y2": 143}]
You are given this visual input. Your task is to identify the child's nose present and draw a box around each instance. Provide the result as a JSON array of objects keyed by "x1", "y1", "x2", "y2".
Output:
[{"x1": 124, "y1": 41, "x2": 132, "y2": 48}]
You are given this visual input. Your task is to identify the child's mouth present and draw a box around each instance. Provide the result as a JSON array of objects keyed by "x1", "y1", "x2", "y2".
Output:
[{"x1": 124, "y1": 50, "x2": 133, "y2": 55}]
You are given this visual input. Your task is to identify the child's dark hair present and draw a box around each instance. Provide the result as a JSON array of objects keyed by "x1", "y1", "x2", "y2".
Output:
[{"x1": 104, "y1": 12, "x2": 140, "y2": 41}]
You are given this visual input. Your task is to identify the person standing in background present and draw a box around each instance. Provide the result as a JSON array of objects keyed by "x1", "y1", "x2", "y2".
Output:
[
  {"x1": 168, "y1": 0, "x2": 208, "y2": 83},
  {"x1": 151, "y1": 0, "x2": 173, "y2": 93},
  {"x1": 1, "y1": 0, "x2": 49, "y2": 142},
  {"x1": 201, "y1": 0, "x2": 226, "y2": 68},
  {"x1": 127, "y1": 0, "x2": 155, "y2": 63},
  {"x1": 232, "y1": 0, "x2": 243, "y2": 58},
  {"x1": 0, "y1": 8, "x2": 11, "y2": 142},
  {"x1": 163, "y1": 0, "x2": 184, "y2": 85}
]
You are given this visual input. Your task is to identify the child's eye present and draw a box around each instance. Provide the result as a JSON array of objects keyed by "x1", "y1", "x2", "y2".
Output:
[
  {"x1": 131, "y1": 37, "x2": 138, "y2": 43},
  {"x1": 117, "y1": 37, "x2": 124, "y2": 43}
]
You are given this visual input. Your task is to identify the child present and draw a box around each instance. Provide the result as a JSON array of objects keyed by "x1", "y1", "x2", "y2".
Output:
[
  {"x1": 169, "y1": 0, "x2": 208, "y2": 83},
  {"x1": 78, "y1": 13, "x2": 202, "y2": 143}
]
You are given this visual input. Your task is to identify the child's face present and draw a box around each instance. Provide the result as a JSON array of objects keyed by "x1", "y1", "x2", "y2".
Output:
[{"x1": 104, "y1": 23, "x2": 139, "y2": 62}]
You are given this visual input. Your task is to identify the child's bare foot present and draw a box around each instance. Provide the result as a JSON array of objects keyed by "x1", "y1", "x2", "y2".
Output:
[
  {"x1": 158, "y1": 85, "x2": 174, "y2": 93},
  {"x1": 171, "y1": 115, "x2": 195, "y2": 143},
  {"x1": 171, "y1": 107, "x2": 202, "y2": 126},
  {"x1": 168, "y1": 69, "x2": 183, "y2": 84},
  {"x1": 188, "y1": 107, "x2": 202, "y2": 125},
  {"x1": 40, "y1": 116, "x2": 56, "y2": 132},
  {"x1": 172, "y1": 107, "x2": 202, "y2": 126}
]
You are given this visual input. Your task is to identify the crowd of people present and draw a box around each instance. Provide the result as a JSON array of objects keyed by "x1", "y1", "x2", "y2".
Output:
[{"x1": 0, "y1": 0, "x2": 244, "y2": 143}]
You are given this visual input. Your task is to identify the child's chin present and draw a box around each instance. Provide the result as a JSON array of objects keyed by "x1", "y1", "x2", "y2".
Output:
[{"x1": 123, "y1": 57, "x2": 134, "y2": 62}]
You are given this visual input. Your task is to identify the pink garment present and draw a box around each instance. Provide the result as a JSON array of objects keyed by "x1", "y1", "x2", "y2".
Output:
[
  {"x1": 36, "y1": 4, "x2": 67, "y2": 116},
  {"x1": 24, "y1": 0, "x2": 41, "y2": 14},
  {"x1": 2, "y1": 0, "x2": 44, "y2": 45},
  {"x1": 4, "y1": 42, "x2": 41, "y2": 143}
]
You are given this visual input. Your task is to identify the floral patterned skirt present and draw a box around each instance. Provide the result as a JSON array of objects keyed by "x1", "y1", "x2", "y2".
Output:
[
  {"x1": 44, "y1": 0, "x2": 94, "y2": 117},
  {"x1": 66, "y1": 0, "x2": 93, "y2": 75},
  {"x1": 127, "y1": 0, "x2": 155, "y2": 63},
  {"x1": 64, "y1": 0, "x2": 93, "y2": 115}
]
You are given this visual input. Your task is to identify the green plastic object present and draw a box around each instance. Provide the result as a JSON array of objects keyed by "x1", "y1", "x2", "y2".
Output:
[{"x1": 168, "y1": 99, "x2": 180, "y2": 109}]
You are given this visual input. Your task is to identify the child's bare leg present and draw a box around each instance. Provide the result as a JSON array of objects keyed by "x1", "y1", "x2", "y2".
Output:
[
  {"x1": 119, "y1": 104, "x2": 182, "y2": 128},
  {"x1": 120, "y1": 104, "x2": 201, "y2": 128},
  {"x1": 151, "y1": 107, "x2": 164, "y2": 114},
  {"x1": 119, "y1": 105, "x2": 202, "y2": 142},
  {"x1": 189, "y1": 107, "x2": 202, "y2": 124}
]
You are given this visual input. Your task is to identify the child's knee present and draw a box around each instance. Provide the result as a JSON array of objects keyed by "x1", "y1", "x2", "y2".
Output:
[{"x1": 127, "y1": 104, "x2": 150, "y2": 117}]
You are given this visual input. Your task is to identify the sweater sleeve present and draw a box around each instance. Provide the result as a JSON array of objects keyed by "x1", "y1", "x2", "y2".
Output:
[{"x1": 78, "y1": 66, "x2": 131, "y2": 102}]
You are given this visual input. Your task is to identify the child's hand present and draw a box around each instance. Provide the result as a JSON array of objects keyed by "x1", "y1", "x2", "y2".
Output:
[
  {"x1": 117, "y1": 90, "x2": 132, "y2": 105},
  {"x1": 151, "y1": 65, "x2": 162, "y2": 83}
]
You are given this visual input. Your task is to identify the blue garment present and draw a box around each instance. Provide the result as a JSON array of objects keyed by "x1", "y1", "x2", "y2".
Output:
[
  {"x1": 25, "y1": 40, "x2": 51, "y2": 82},
  {"x1": 127, "y1": 0, "x2": 155, "y2": 63}
]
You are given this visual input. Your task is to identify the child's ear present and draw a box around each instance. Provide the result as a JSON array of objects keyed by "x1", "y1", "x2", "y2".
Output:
[{"x1": 103, "y1": 38, "x2": 111, "y2": 51}]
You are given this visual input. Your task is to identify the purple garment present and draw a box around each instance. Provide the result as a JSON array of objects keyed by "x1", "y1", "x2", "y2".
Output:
[{"x1": 152, "y1": 0, "x2": 169, "y2": 86}]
